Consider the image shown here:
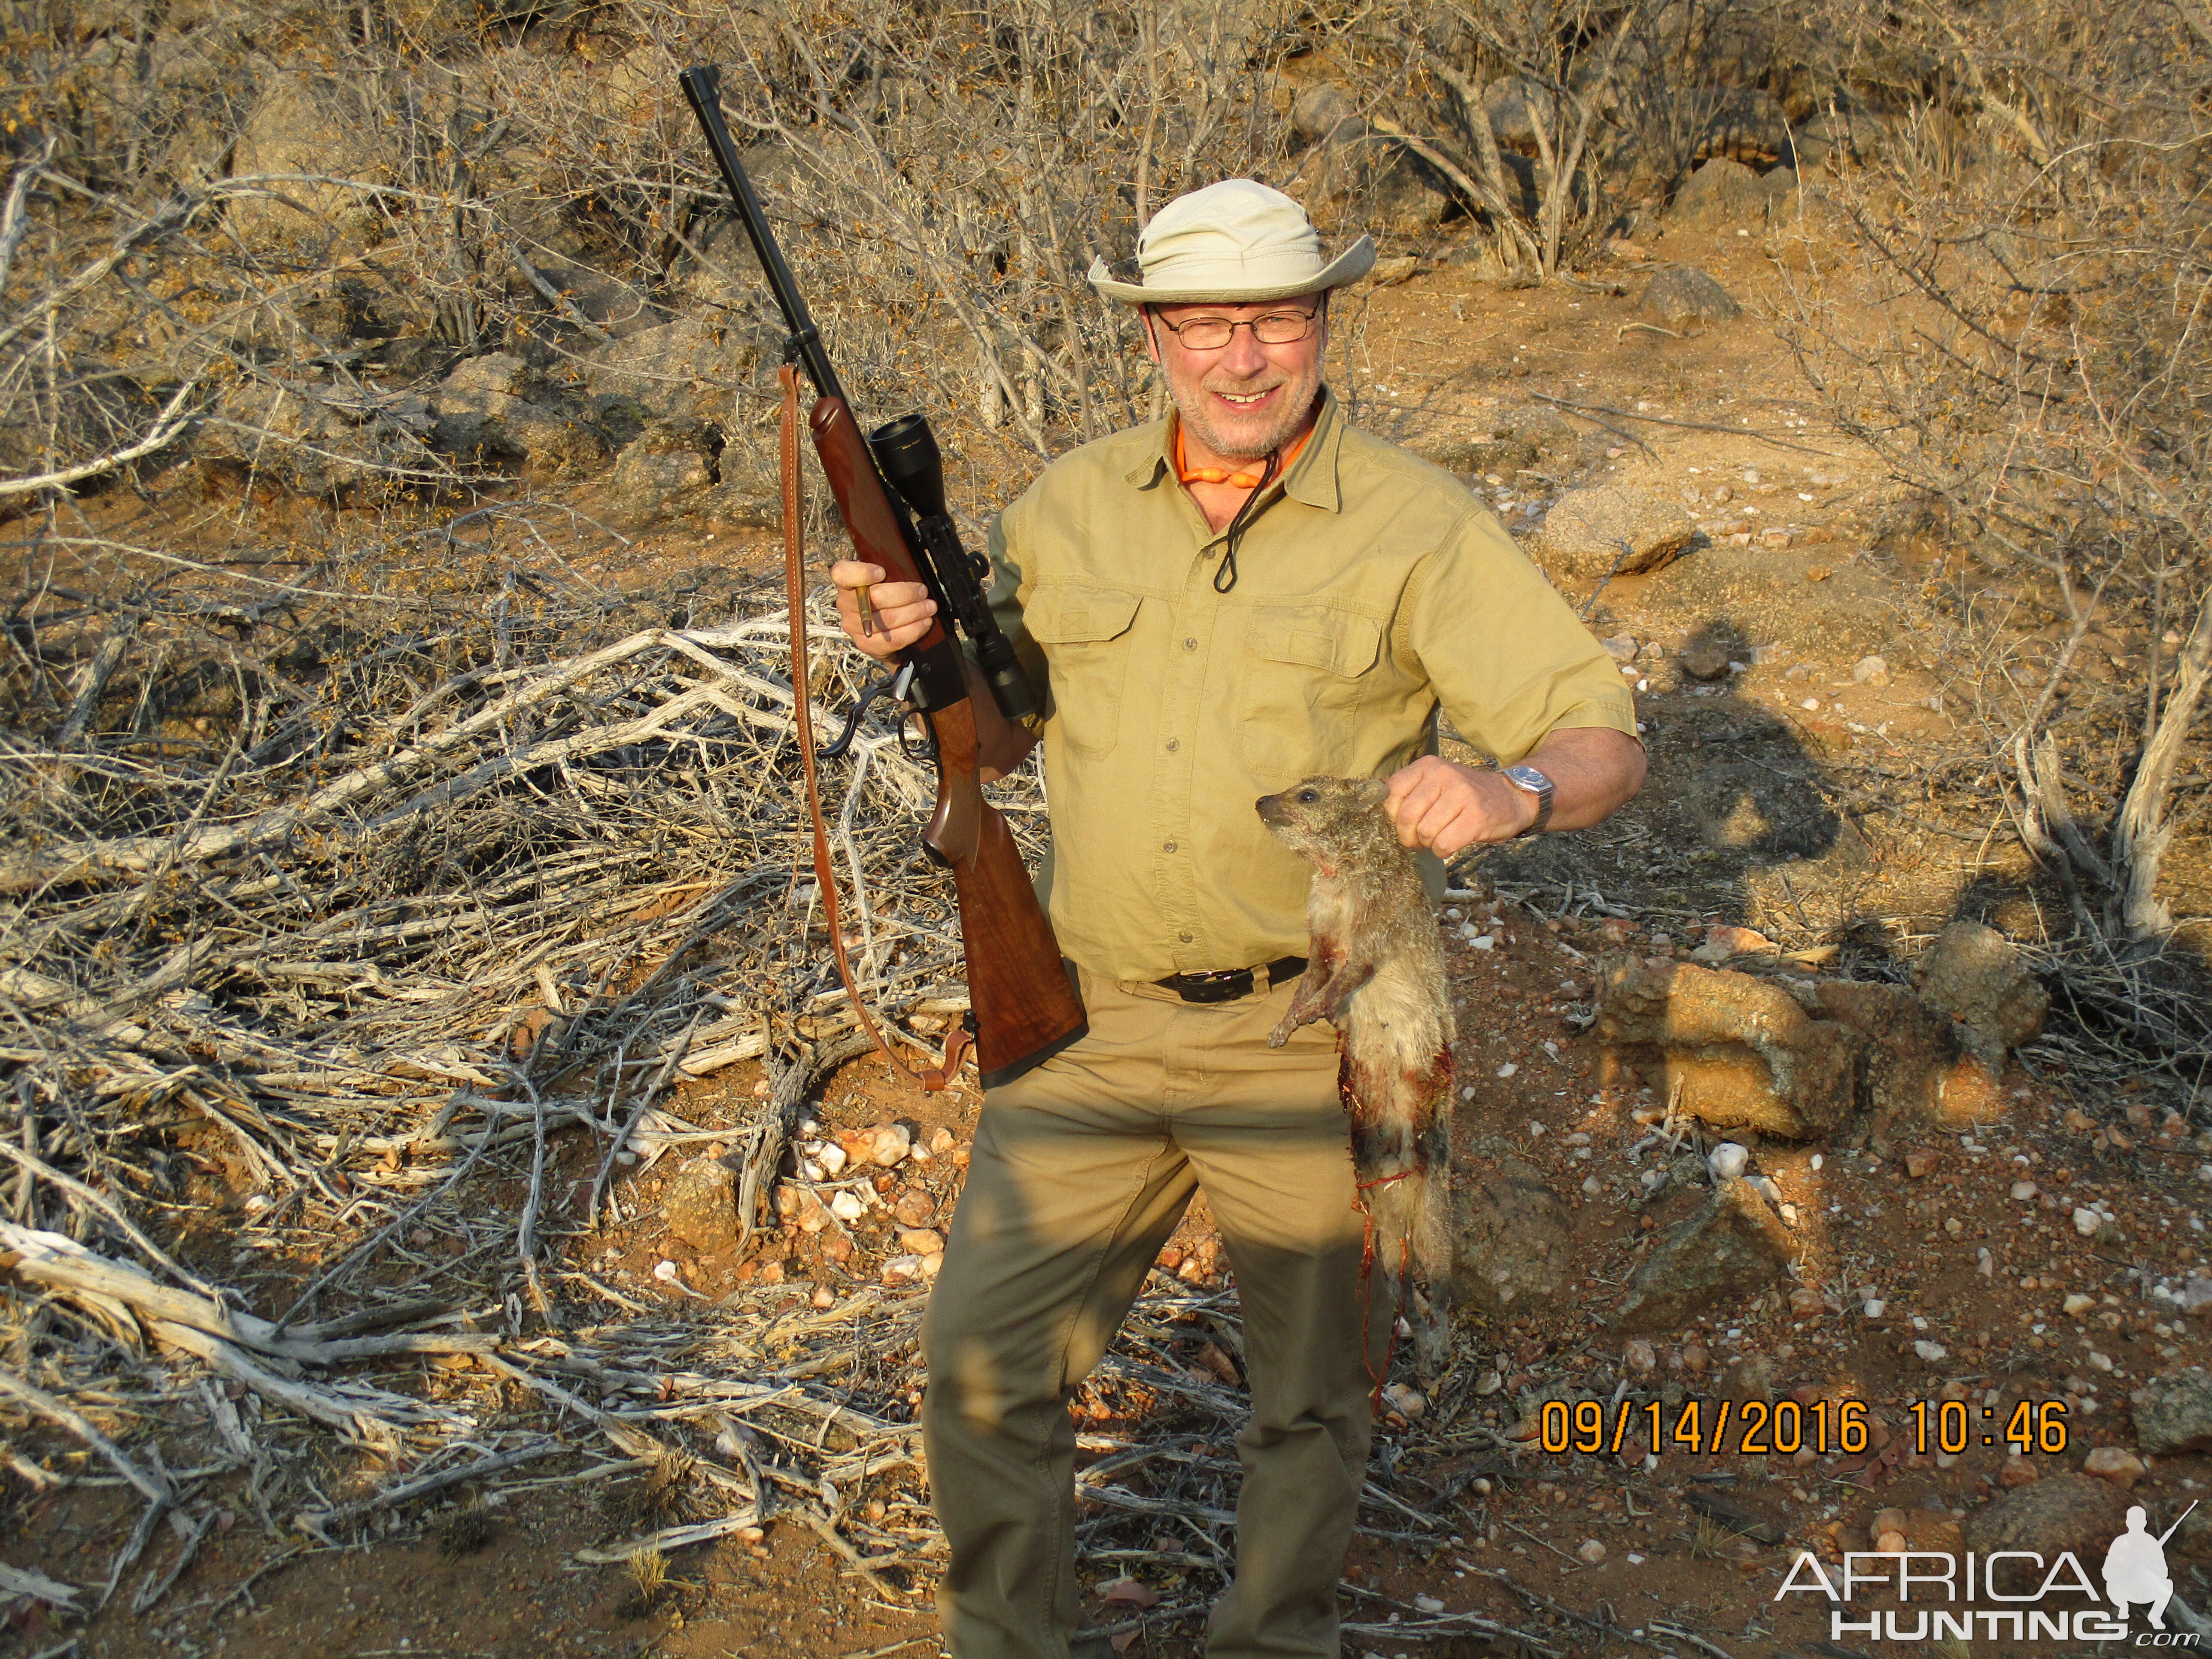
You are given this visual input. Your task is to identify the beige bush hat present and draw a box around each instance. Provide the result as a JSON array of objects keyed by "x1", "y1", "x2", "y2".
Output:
[{"x1": 1087, "y1": 179, "x2": 1374, "y2": 305}]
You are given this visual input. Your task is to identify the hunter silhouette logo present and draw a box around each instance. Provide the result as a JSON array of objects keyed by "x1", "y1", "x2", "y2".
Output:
[
  {"x1": 2106, "y1": 1501, "x2": 2195, "y2": 1632},
  {"x1": 1776, "y1": 1497, "x2": 2203, "y2": 1645}
]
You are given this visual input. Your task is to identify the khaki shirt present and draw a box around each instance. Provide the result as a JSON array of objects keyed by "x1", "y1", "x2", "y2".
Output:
[{"x1": 987, "y1": 387, "x2": 1637, "y2": 984}]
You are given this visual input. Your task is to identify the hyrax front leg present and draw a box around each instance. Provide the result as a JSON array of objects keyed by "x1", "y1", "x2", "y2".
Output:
[{"x1": 1267, "y1": 948, "x2": 1374, "y2": 1047}]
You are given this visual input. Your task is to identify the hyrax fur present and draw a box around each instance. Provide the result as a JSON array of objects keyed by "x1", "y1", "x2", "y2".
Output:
[{"x1": 1256, "y1": 775, "x2": 1455, "y2": 1377}]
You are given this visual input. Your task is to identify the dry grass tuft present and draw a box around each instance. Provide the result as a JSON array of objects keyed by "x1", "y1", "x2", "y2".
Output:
[{"x1": 624, "y1": 1544, "x2": 669, "y2": 1614}]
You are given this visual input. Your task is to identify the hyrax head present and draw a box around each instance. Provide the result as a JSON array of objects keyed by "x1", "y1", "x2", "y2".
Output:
[{"x1": 1255, "y1": 775, "x2": 1393, "y2": 865}]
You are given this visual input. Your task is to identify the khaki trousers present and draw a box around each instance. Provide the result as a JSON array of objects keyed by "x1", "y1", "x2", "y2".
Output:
[{"x1": 921, "y1": 968, "x2": 1383, "y2": 1659}]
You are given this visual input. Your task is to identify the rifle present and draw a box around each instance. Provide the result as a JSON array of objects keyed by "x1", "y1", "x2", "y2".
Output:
[{"x1": 679, "y1": 64, "x2": 1086, "y2": 1091}]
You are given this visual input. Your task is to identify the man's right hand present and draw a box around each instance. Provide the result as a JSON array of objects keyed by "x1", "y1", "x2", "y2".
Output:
[{"x1": 830, "y1": 560, "x2": 938, "y2": 660}]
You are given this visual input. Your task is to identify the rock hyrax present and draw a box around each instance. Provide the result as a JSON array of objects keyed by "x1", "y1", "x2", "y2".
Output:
[{"x1": 1257, "y1": 775, "x2": 1455, "y2": 1376}]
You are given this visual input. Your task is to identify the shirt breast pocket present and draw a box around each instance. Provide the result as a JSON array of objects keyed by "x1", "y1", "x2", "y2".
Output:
[
  {"x1": 1024, "y1": 584, "x2": 1142, "y2": 758},
  {"x1": 1235, "y1": 605, "x2": 1383, "y2": 779}
]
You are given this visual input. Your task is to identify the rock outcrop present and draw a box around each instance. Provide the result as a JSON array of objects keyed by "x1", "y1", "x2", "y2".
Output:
[
  {"x1": 1613, "y1": 1175, "x2": 1797, "y2": 1330},
  {"x1": 1914, "y1": 919, "x2": 2049, "y2": 1070},
  {"x1": 1595, "y1": 956, "x2": 1860, "y2": 1139},
  {"x1": 1637, "y1": 266, "x2": 1741, "y2": 330},
  {"x1": 2131, "y1": 1367, "x2": 2212, "y2": 1455},
  {"x1": 1530, "y1": 487, "x2": 1697, "y2": 579}
]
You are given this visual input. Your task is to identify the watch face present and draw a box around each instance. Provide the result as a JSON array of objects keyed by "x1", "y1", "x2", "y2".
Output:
[{"x1": 1505, "y1": 766, "x2": 1551, "y2": 794}]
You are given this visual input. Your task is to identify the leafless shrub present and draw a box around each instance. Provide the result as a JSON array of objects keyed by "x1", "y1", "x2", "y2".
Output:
[{"x1": 1776, "y1": 0, "x2": 2212, "y2": 1067}]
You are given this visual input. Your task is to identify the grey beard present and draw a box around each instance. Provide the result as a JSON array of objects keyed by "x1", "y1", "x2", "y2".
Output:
[{"x1": 1175, "y1": 383, "x2": 1321, "y2": 463}]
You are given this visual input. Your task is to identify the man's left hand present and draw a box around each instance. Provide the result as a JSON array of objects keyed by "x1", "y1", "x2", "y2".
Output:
[
  {"x1": 1384, "y1": 757, "x2": 1531, "y2": 857},
  {"x1": 1384, "y1": 728, "x2": 1647, "y2": 859}
]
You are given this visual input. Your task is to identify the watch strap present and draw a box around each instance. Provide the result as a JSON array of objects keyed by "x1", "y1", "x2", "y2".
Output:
[{"x1": 1502, "y1": 765, "x2": 1554, "y2": 836}]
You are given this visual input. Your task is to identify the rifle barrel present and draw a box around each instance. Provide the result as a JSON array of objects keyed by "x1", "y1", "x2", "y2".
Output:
[
  {"x1": 678, "y1": 64, "x2": 845, "y2": 406},
  {"x1": 2159, "y1": 1498, "x2": 2200, "y2": 1545}
]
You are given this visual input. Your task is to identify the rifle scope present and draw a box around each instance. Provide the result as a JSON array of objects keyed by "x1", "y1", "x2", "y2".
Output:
[{"x1": 869, "y1": 413, "x2": 1037, "y2": 723}]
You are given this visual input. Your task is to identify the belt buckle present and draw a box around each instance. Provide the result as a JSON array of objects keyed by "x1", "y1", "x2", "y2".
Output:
[{"x1": 1174, "y1": 968, "x2": 1253, "y2": 1004}]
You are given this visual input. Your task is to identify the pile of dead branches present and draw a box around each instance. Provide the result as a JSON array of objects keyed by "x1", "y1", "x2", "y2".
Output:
[{"x1": 0, "y1": 517, "x2": 1045, "y2": 1601}]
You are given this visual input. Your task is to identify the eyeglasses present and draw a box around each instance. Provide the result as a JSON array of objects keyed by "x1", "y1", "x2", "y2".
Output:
[{"x1": 1150, "y1": 308, "x2": 1321, "y2": 350}]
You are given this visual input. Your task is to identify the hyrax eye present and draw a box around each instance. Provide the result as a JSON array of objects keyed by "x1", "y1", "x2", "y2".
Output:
[{"x1": 1297, "y1": 788, "x2": 1319, "y2": 803}]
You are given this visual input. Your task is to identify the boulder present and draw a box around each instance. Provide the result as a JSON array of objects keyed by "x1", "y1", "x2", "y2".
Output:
[
  {"x1": 1813, "y1": 980, "x2": 2003, "y2": 1148},
  {"x1": 609, "y1": 422, "x2": 718, "y2": 523},
  {"x1": 1669, "y1": 157, "x2": 1789, "y2": 228},
  {"x1": 429, "y1": 352, "x2": 609, "y2": 479},
  {"x1": 1963, "y1": 1474, "x2": 2130, "y2": 1595},
  {"x1": 440, "y1": 353, "x2": 532, "y2": 408},
  {"x1": 227, "y1": 80, "x2": 381, "y2": 247},
  {"x1": 501, "y1": 409, "x2": 613, "y2": 480},
  {"x1": 1484, "y1": 76, "x2": 1547, "y2": 152},
  {"x1": 582, "y1": 315, "x2": 774, "y2": 423},
  {"x1": 1452, "y1": 1158, "x2": 1574, "y2": 1316},
  {"x1": 1637, "y1": 266, "x2": 1741, "y2": 330},
  {"x1": 1613, "y1": 1176, "x2": 1796, "y2": 1331},
  {"x1": 1300, "y1": 132, "x2": 1452, "y2": 237},
  {"x1": 197, "y1": 378, "x2": 438, "y2": 499},
  {"x1": 1530, "y1": 487, "x2": 1696, "y2": 579},
  {"x1": 1914, "y1": 920, "x2": 2048, "y2": 1069},
  {"x1": 1596, "y1": 956, "x2": 1859, "y2": 1140},
  {"x1": 1288, "y1": 83, "x2": 1453, "y2": 236},
  {"x1": 1792, "y1": 106, "x2": 1881, "y2": 170},
  {"x1": 2132, "y1": 1368, "x2": 2212, "y2": 1455},
  {"x1": 1291, "y1": 82, "x2": 1365, "y2": 146},
  {"x1": 661, "y1": 1152, "x2": 743, "y2": 1254}
]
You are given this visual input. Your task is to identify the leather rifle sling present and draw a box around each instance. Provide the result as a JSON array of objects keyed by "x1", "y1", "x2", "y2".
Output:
[{"x1": 780, "y1": 363, "x2": 972, "y2": 1092}]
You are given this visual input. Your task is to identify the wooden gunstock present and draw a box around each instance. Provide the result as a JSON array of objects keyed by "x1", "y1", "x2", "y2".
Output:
[
  {"x1": 805, "y1": 396, "x2": 1086, "y2": 1088},
  {"x1": 928, "y1": 697, "x2": 1088, "y2": 1087}
]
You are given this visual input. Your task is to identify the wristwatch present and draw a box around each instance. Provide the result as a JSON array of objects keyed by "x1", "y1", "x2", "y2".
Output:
[{"x1": 1500, "y1": 765, "x2": 1555, "y2": 837}]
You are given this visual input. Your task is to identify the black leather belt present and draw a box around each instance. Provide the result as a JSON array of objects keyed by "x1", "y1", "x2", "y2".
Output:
[{"x1": 1155, "y1": 955, "x2": 1307, "y2": 1004}]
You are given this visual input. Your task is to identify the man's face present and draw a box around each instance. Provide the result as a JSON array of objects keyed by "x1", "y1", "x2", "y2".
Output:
[{"x1": 1145, "y1": 295, "x2": 1328, "y2": 463}]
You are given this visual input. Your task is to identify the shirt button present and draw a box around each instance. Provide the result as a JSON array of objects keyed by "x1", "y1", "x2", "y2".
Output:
[
  {"x1": 1164, "y1": 841, "x2": 1177, "y2": 853},
  {"x1": 1182, "y1": 637, "x2": 1197, "y2": 651},
  {"x1": 1165, "y1": 738, "x2": 1179, "y2": 752},
  {"x1": 1179, "y1": 932, "x2": 1193, "y2": 943}
]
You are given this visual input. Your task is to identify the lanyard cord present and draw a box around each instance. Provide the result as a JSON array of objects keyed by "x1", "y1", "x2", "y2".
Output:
[
  {"x1": 1172, "y1": 420, "x2": 1311, "y2": 595},
  {"x1": 1211, "y1": 447, "x2": 1280, "y2": 595}
]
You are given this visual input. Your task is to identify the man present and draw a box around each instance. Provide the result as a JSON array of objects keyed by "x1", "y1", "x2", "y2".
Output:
[{"x1": 828, "y1": 179, "x2": 1644, "y2": 1659}]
